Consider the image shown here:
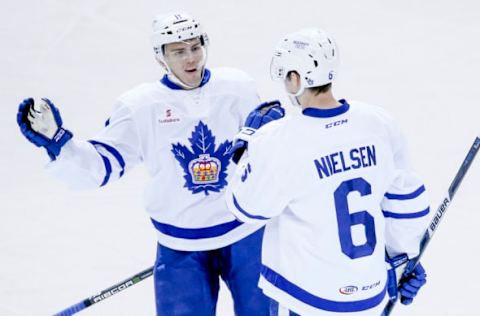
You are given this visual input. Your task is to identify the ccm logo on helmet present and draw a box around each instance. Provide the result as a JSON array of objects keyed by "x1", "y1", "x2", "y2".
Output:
[{"x1": 176, "y1": 25, "x2": 195, "y2": 33}]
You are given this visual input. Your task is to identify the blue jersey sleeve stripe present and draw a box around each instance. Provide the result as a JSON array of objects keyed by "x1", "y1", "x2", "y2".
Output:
[
  {"x1": 384, "y1": 185, "x2": 425, "y2": 200},
  {"x1": 98, "y1": 153, "x2": 112, "y2": 187},
  {"x1": 150, "y1": 218, "x2": 243, "y2": 239},
  {"x1": 88, "y1": 140, "x2": 126, "y2": 177},
  {"x1": 232, "y1": 194, "x2": 270, "y2": 220},
  {"x1": 382, "y1": 207, "x2": 430, "y2": 219},
  {"x1": 261, "y1": 265, "x2": 386, "y2": 312}
]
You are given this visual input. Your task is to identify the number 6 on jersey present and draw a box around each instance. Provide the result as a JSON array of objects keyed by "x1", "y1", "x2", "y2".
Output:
[{"x1": 334, "y1": 177, "x2": 376, "y2": 259}]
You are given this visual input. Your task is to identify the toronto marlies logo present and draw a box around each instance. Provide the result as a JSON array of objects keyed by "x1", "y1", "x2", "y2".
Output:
[{"x1": 172, "y1": 121, "x2": 233, "y2": 195}]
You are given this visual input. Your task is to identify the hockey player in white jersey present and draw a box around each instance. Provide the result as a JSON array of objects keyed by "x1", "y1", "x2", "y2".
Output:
[
  {"x1": 16, "y1": 12, "x2": 284, "y2": 316},
  {"x1": 226, "y1": 28, "x2": 429, "y2": 315}
]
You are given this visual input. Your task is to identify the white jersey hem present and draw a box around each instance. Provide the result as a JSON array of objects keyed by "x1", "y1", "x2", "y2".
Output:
[
  {"x1": 259, "y1": 275, "x2": 388, "y2": 316},
  {"x1": 154, "y1": 222, "x2": 264, "y2": 251}
]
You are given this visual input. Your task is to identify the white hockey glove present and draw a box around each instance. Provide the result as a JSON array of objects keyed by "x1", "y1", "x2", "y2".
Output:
[
  {"x1": 28, "y1": 98, "x2": 59, "y2": 139},
  {"x1": 17, "y1": 98, "x2": 73, "y2": 160}
]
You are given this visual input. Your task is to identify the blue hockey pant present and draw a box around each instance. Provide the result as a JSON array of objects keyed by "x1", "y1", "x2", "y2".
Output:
[
  {"x1": 153, "y1": 227, "x2": 268, "y2": 316},
  {"x1": 269, "y1": 299, "x2": 301, "y2": 316}
]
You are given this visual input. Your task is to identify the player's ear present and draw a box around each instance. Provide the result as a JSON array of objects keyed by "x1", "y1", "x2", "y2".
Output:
[
  {"x1": 285, "y1": 71, "x2": 301, "y2": 94},
  {"x1": 291, "y1": 72, "x2": 301, "y2": 86}
]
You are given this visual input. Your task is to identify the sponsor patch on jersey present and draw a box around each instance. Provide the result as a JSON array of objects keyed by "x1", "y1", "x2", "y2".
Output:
[
  {"x1": 158, "y1": 109, "x2": 180, "y2": 124},
  {"x1": 171, "y1": 121, "x2": 232, "y2": 195},
  {"x1": 339, "y1": 285, "x2": 358, "y2": 295}
]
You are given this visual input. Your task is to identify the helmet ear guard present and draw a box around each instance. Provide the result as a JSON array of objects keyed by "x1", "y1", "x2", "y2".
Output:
[{"x1": 199, "y1": 33, "x2": 209, "y2": 47}]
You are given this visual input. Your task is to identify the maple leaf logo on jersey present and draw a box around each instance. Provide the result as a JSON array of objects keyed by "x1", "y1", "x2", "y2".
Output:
[{"x1": 171, "y1": 121, "x2": 233, "y2": 195}]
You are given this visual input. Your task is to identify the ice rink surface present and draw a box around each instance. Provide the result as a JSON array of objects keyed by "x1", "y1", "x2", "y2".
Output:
[{"x1": 1, "y1": 0, "x2": 480, "y2": 315}]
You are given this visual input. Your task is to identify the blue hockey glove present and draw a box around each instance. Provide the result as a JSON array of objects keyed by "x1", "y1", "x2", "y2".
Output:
[
  {"x1": 398, "y1": 262, "x2": 427, "y2": 305},
  {"x1": 244, "y1": 100, "x2": 285, "y2": 128},
  {"x1": 17, "y1": 98, "x2": 73, "y2": 160},
  {"x1": 230, "y1": 100, "x2": 285, "y2": 163},
  {"x1": 387, "y1": 254, "x2": 427, "y2": 305}
]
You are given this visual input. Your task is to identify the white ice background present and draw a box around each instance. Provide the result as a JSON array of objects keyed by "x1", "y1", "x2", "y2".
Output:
[{"x1": 1, "y1": 0, "x2": 480, "y2": 315}]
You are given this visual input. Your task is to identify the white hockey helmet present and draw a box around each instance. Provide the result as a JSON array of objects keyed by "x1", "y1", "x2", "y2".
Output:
[
  {"x1": 270, "y1": 28, "x2": 339, "y2": 96},
  {"x1": 151, "y1": 12, "x2": 209, "y2": 63}
]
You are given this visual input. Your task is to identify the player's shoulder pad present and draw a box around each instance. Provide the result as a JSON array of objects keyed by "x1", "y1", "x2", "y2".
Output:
[
  {"x1": 207, "y1": 67, "x2": 257, "y2": 99},
  {"x1": 251, "y1": 115, "x2": 290, "y2": 142},
  {"x1": 115, "y1": 81, "x2": 168, "y2": 111},
  {"x1": 348, "y1": 100, "x2": 396, "y2": 125},
  {"x1": 246, "y1": 117, "x2": 291, "y2": 162},
  {"x1": 209, "y1": 67, "x2": 256, "y2": 85}
]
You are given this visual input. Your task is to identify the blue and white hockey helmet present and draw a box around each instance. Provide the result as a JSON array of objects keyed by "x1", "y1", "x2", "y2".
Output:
[
  {"x1": 270, "y1": 28, "x2": 339, "y2": 96},
  {"x1": 151, "y1": 12, "x2": 209, "y2": 60}
]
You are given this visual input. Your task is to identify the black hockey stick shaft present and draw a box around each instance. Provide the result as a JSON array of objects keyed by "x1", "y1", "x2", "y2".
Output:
[
  {"x1": 53, "y1": 266, "x2": 154, "y2": 316},
  {"x1": 383, "y1": 135, "x2": 480, "y2": 315}
]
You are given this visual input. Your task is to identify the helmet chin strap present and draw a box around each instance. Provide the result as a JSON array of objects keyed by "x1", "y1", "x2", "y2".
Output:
[
  {"x1": 162, "y1": 47, "x2": 208, "y2": 90},
  {"x1": 288, "y1": 95, "x2": 301, "y2": 107},
  {"x1": 287, "y1": 81, "x2": 306, "y2": 108},
  {"x1": 167, "y1": 69, "x2": 205, "y2": 90}
]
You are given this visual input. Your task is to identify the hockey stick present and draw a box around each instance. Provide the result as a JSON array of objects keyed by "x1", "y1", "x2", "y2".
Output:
[
  {"x1": 53, "y1": 266, "x2": 154, "y2": 316},
  {"x1": 383, "y1": 134, "x2": 480, "y2": 315}
]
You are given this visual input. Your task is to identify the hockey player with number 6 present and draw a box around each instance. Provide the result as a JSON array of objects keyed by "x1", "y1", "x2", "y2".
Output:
[
  {"x1": 16, "y1": 12, "x2": 285, "y2": 316},
  {"x1": 227, "y1": 28, "x2": 429, "y2": 315}
]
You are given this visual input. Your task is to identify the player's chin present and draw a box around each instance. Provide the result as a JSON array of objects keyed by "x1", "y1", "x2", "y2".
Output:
[{"x1": 183, "y1": 69, "x2": 202, "y2": 86}]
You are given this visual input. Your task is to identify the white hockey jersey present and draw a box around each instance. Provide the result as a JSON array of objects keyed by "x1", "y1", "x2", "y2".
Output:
[
  {"x1": 47, "y1": 68, "x2": 264, "y2": 251},
  {"x1": 226, "y1": 100, "x2": 430, "y2": 315}
]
